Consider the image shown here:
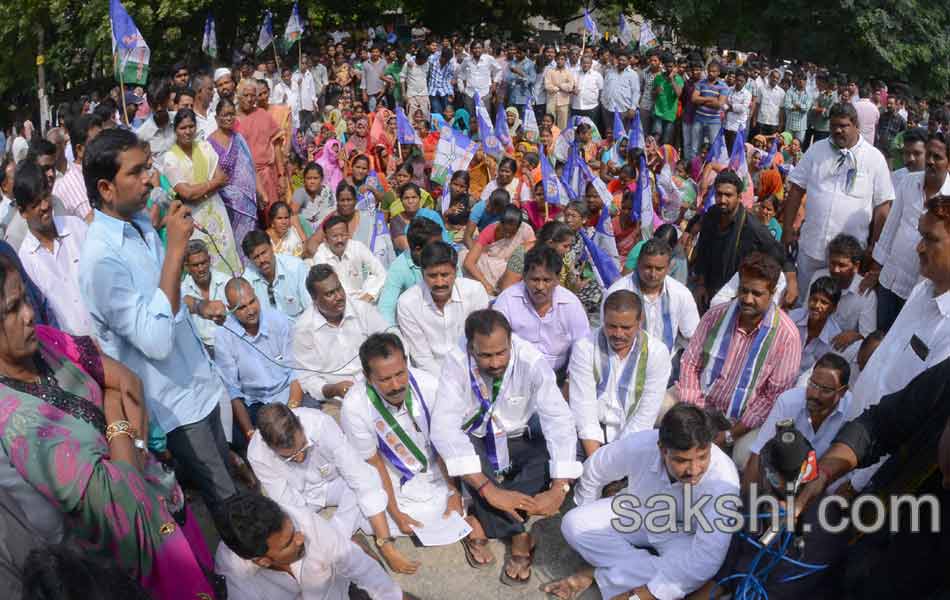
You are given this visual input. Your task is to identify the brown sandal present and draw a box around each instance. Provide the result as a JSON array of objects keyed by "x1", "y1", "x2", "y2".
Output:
[
  {"x1": 500, "y1": 539, "x2": 535, "y2": 587},
  {"x1": 461, "y1": 537, "x2": 496, "y2": 569}
]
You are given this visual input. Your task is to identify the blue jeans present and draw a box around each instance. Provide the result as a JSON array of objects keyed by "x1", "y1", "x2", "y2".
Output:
[
  {"x1": 683, "y1": 120, "x2": 697, "y2": 161},
  {"x1": 694, "y1": 121, "x2": 723, "y2": 152},
  {"x1": 430, "y1": 95, "x2": 449, "y2": 117}
]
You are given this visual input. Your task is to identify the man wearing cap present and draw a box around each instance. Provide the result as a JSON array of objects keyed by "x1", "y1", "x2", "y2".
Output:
[{"x1": 212, "y1": 67, "x2": 236, "y2": 113}]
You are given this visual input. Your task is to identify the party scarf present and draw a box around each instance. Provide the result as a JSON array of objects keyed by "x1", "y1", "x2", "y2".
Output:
[
  {"x1": 463, "y1": 357, "x2": 509, "y2": 474},
  {"x1": 367, "y1": 374, "x2": 431, "y2": 484},
  {"x1": 700, "y1": 301, "x2": 781, "y2": 420},
  {"x1": 627, "y1": 272, "x2": 674, "y2": 350},
  {"x1": 594, "y1": 329, "x2": 650, "y2": 425}
]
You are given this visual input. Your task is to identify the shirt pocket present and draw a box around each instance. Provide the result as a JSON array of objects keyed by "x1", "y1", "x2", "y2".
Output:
[{"x1": 846, "y1": 172, "x2": 872, "y2": 200}]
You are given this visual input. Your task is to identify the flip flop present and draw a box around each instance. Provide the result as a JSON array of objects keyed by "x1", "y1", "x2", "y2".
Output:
[
  {"x1": 500, "y1": 539, "x2": 535, "y2": 587},
  {"x1": 461, "y1": 537, "x2": 496, "y2": 569}
]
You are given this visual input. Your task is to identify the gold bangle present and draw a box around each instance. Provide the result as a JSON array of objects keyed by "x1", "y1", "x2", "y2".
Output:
[
  {"x1": 106, "y1": 420, "x2": 132, "y2": 438},
  {"x1": 107, "y1": 429, "x2": 135, "y2": 444}
]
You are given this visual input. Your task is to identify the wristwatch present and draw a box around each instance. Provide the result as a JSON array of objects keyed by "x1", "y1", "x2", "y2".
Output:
[
  {"x1": 629, "y1": 594, "x2": 641, "y2": 600},
  {"x1": 552, "y1": 482, "x2": 570, "y2": 494},
  {"x1": 724, "y1": 430, "x2": 735, "y2": 446},
  {"x1": 375, "y1": 536, "x2": 395, "y2": 548}
]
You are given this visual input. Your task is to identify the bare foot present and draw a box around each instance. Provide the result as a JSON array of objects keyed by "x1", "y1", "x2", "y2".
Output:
[{"x1": 542, "y1": 566, "x2": 595, "y2": 599}]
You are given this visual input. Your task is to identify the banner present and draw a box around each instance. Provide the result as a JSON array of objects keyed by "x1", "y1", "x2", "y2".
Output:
[
  {"x1": 473, "y1": 91, "x2": 502, "y2": 158},
  {"x1": 201, "y1": 14, "x2": 217, "y2": 59},
  {"x1": 283, "y1": 2, "x2": 304, "y2": 49},
  {"x1": 431, "y1": 126, "x2": 478, "y2": 185},
  {"x1": 257, "y1": 11, "x2": 274, "y2": 53},
  {"x1": 639, "y1": 21, "x2": 659, "y2": 50},
  {"x1": 618, "y1": 14, "x2": 634, "y2": 46}
]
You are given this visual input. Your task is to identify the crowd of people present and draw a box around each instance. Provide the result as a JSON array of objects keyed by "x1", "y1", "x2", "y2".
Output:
[{"x1": 0, "y1": 21, "x2": 949, "y2": 600}]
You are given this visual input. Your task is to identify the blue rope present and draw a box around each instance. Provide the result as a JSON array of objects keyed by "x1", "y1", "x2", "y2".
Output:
[{"x1": 710, "y1": 519, "x2": 829, "y2": 600}]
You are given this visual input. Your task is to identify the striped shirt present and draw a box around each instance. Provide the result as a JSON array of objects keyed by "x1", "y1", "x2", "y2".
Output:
[
  {"x1": 52, "y1": 162, "x2": 91, "y2": 220},
  {"x1": 695, "y1": 78, "x2": 730, "y2": 124},
  {"x1": 676, "y1": 301, "x2": 801, "y2": 428},
  {"x1": 428, "y1": 57, "x2": 456, "y2": 97},
  {"x1": 783, "y1": 87, "x2": 812, "y2": 132}
]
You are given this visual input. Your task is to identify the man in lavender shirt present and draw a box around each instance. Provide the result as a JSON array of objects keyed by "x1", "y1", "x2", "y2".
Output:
[{"x1": 493, "y1": 245, "x2": 590, "y2": 393}]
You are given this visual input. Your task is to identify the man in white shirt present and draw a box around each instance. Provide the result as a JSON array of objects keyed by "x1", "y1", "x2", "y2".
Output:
[
  {"x1": 853, "y1": 84, "x2": 880, "y2": 145},
  {"x1": 292, "y1": 55, "x2": 318, "y2": 133},
  {"x1": 181, "y1": 239, "x2": 229, "y2": 354},
  {"x1": 570, "y1": 290, "x2": 671, "y2": 458},
  {"x1": 312, "y1": 215, "x2": 386, "y2": 303},
  {"x1": 570, "y1": 56, "x2": 603, "y2": 128},
  {"x1": 742, "y1": 353, "x2": 853, "y2": 491},
  {"x1": 605, "y1": 239, "x2": 700, "y2": 354},
  {"x1": 400, "y1": 52, "x2": 430, "y2": 122},
  {"x1": 807, "y1": 234, "x2": 877, "y2": 348},
  {"x1": 752, "y1": 69, "x2": 785, "y2": 136},
  {"x1": 193, "y1": 74, "x2": 217, "y2": 139},
  {"x1": 396, "y1": 241, "x2": 489, "y2": 376},
  {"x1": 215, "y1": 493, "x2": 407, "y2": 600},
  {"x1": 342, "y1": 334, "x2": 464, "y2": 569},
  {"x1": 869, "y1": 131, "x2": 950, "y2": 330},
  {"x1": 725, "y1": 70, "x2": 753, "y2": 150},
  {"x1": 784, "y1": 101, "x2": 895, "y2": 303},
  {"x1": 13, "y1": 161, "x2": 92, "y2": 335},
  {"x1": 458, "y1": 41, "x2": 500, "y2": 120},
  {"x1": 292, "y1": 264, "x2": 393, "y2": 402},
  {"x1": 135, "y1": 80, "x2": 176, "y2": 163},
  {"x1": 543, "y1": 403, "x2": 739, "y2": 600},
  {"x1": 599, "y1": 52, "x2": 640, "y2": 135},
  {"x1": 430, "y1": 310, "x2": 582, "y2": 582}
]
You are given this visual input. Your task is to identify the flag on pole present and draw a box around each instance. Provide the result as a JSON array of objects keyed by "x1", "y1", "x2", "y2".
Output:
[
  {"x1": 523, "y1": 96, "x2": 539, "y2": 142},
  {"x1": 431, "y1": 126, "x2": 478, "y2": 185},
  {"x1": 109, "y1": 0, "x2": 150, "y2": 86},
  {"x1": 612, "y1": 111, "x2": 625, "y2": 141},
  {"x1": 257, "y1": 11, "x2": 274, "y2": 53},
  {"x1": 728, "y1": 128, "x2": 752, "y2": 194},
  {"x1": 634, "y1": 153, "x2": 656, "y2": 234},
  {"x1": 201, "y1": 14, "x2": 218, "y2": 59},
  {"x1": 579, "y1": 229, "x2": 621, "y2": 289},
  {"x1": 759, "y1": 135, "x2": 780, "y2": 169},
  {"x1": 628, "y1": 108, "x2": 645, "y2": 151},
  {"x1": 473, "y1": 92, "x2": 503, "y2": 158},
  {"x1": 539, "y1": 146, "x2": 565, "y2": 206},
  {"x1": 395, "y1": 106, "x2": 421, "y2": 146},
  {"x1": 701, "y1": 127, "x2": 729, "y2": 210},
  {"x1": 639, "y1": 21, "x2": 658, "y2": 50},
  {"x1": 559, "y1": 143, "x2": 589, "y2": 201},
  {"x1": 495, "y1": 104, "x2": 513, "y2": 152},
  {"x1": 583, "y1": 9, "x2": 600, "y2": 41},
  {"x1": 283, "y1": 2, "x2": 304, "y2": 49},
  {"x1": 618, "y1": 14, "x2": 634, "y2": 46}
]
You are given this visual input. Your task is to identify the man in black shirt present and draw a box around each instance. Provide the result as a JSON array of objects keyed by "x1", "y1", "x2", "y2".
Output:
[
  {"x1": 692, "y1": 170, "x2": 798, "y2": 310},
  {"x1": 794, "y1": 356, "x2": 950, "y2": 599}
]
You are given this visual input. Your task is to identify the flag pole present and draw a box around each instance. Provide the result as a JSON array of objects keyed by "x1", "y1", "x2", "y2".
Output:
[
  {"x1": 271, "y1": 40, "x2": 281, "y2": 74},
  {"x1": 117, "y1": 52, "x2": 129, "y2": 127},
  {"x1": 298, "y1": 40, "x2": 303, "y2": 71}
]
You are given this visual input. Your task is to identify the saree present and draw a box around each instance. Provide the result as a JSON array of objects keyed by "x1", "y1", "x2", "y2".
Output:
[
  {"x1": 268, "y1": 104, "x2": 293, "y2": 195},
  {"x1": 235, "y1": 108, "x2": 281, "y2": 210},
  {"x1": 209, "y1": 132, "x2": 259, "y2": 264},
  {"x1": 314, "y1": 139, "x2": 345, "y2": 193},
  {"x1": 476, "y1": 222, "x2": 535, "y2": 286},
  {"x1": 0, "y1": 326, "x2": 214, "y2": 600},
  {"x1": 166, "y1": 141, "x2": 242, "y2": 276}
]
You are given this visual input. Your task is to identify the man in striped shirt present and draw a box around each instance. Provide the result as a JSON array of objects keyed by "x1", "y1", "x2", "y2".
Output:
[
  {"x1": 53, "y1": 113, "x2": 100, "y2": 223},
  {"x1": 673, "y1": 252, "x2": 800, "y2": 470}
]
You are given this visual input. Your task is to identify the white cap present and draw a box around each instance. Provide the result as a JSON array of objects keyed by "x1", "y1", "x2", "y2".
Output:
[{"x1": 214, "y1": 67, "x2": 232, "y2": 82}]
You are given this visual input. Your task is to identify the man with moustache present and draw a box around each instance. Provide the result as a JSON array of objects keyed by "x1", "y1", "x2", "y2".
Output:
[
  {"x1": 493, "y1": 245, "x2": 589, "y2": 382},
  {"x1": 674, "y1": 252, "x2": 801, "y2": 469},
  {"x1": 215, "y1": 493, "x2": 408, "y2": 600},
  {"x1": 542, "y1": 404, "x2": 739, "y2": 600},
  {"x1": 341, "y1": 333, "x2": 466, "y2": 567},
  {"x1": 181, "y1": 239, "x2": 229, "y2": 355},
  {"x1": 378, "y1": 217, "x2": 444, "y2": 325},
  {"x1": 135, "y1": 79, "x2": 175, "y2": 162},
  {"x1": 430, "y1": 309, "x2": 582, "y2": 582},
  {"x1": 606, "y1": 239, "x2": 700, "y2": 354},
  {"x1": 312, "y1": 215, "x2": 387, "y2": 303},
  {"x1": 396, "y1": 241, "x2": 489, "y2": 377},
  {"x1": 569, "y1": 290, "x2": 672, "y2": 458},
  {"x1": 292, "y1": 264, "x2": 392, "y2": 403},
  {"x1": 214, "y1": 278, "x2": 306, "y2": 449},
  {"x1": 242, "y1": 229, "x2": 311, "y2": 320}
]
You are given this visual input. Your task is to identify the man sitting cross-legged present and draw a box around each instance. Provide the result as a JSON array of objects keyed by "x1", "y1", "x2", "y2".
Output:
[{"x1": 543, "y1": 403, "x2": 739, "y2": 599}]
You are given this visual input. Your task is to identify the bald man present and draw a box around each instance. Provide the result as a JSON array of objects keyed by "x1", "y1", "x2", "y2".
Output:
[{"x1": 214, "y1": 277, "x2": 306, "y2": 449}]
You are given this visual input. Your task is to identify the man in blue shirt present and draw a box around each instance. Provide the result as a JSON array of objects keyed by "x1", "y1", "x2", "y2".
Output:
[
  {"x1": 79, "y1": 128, "x2": 237, "y2": 512},
  {"x1": 241, "y1": 229, "x2": 311, "y2": 320},
  {"x1": 377, "y1": 217, "x2": 443, "y2": 325},
  {"x1": 215, "y1": 277, "x2": 307, "y2": 452}
]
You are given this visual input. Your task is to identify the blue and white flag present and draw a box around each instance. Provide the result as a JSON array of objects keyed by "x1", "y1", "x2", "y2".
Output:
[
  {"x1": 583, "y1": 9, "x2": 600, "y2": 40},
  {"x1": 729, "y1": 128, "x2": 752, "y2": 195},
  {"x1": 201, "y1": 14, "x2": 217, "y2": 59},
  {"x1": 539, "y1": 145, "x2": 565, "y2": 206},
  {"x1": 618, "y1": 14, "x2": 634, "y2": 46},
  {"x1": 580, "y1": 229, "x2": 621, "y2": 289},
  {"x1": 612, "y1": 110, "x2": 625, "y2": 141},
  {"x1": 628, "y1": 109, "x2": 645, "y2": 151},
  {"x1": 431, "y1": 126, "x2": 478, "y2": 185},
  {"x1": 522, "y1": 96, "x2": 539, "y2": 141},
  {"x1": 257, "y1": 11, "x2": 274, "y2": 53},
  {"x1": 634, "y1": 154, "x2": 655, "y2": 233},
  {"x1": 559, "y1": 143, "x2": 588, "y2": 201},
  {"x1": 494, "y1": 104, "x2": 513, "y2": 152},
  {"x1": 473, "y1": 91, "x2": 502, "y2": 158},
  {"x1": 639, "y1": 21, "x2": 659, "y2": 50},
  {"x1": 395, "y1": 106, "x2": 421, "y2": 146},
  {"x1": 283, "y1": 2, "x2": 304, "y2": 47},
  {"x1": 109, "y1": 0, "x2": 150, "y2": 85},
  {"x1": 759, "y1": 135, "x2": 780, "y2": 169}
]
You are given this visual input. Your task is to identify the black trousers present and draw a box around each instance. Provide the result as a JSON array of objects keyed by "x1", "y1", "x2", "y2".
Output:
[
  {"x1": 165, "y1": 405, "x2": 238, "y2": 513},
  {"x1": 464, "y1": 429, "x2": 550, "y2": 539}
]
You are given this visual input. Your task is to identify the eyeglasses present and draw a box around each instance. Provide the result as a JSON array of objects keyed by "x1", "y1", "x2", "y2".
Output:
[
  {"x1": 266, "y1": 284, "x2": 276, "y2": 307},
  {"x1": 284, "y1": 439, "x2": 313, "y2": 463},
  {"x1": 806, "y1": 379, "x2": 841, "y2": 396}
]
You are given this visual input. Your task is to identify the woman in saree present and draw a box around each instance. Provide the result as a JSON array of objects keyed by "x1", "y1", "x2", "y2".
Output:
[
  {"x1": 480, "y1": 156, "x2": 532, "y2": 206},
  {"x1": 344, "y1": 117, "x2": 371, "y2": 157},
  {"x1": 164, "y1": 109, "x2": 242, "y2": 276},
  {"x1": 258, "y1": 80, "x2": 292, "y2": 178},
  {"x1": 524, "y1": 179, "x2": 561, "y2": 230},
  {"x1": 563, "y1": 200, "x2": 605, "y2": 312},
  {"x1": 369, "y1": 107, "x2": 397, "y2": 153},
  {"x1": 462, "y1": 204, "x2": 536, "y2": 296},
  {"x1": 234, "y1": 79, "x2": 284, "y2": 216},
  {"x1": 382, "y1": 163, "x2": 436, "y2": 216},
  {"x1": 0, "y1": 256, "x2": 216, "y2": 600},
  {"x1": 313, "y1": 182, "x2": 396, "y2": 266},
  {"x1": 266, "y1": 201, "x2": 312, "y2": 259},
  {"x1": 506, "y1": 107, "x2": 523, "y2": 140},
  {"x1": 314, "y1": 137, "x2": 345, "y2": 193}
]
